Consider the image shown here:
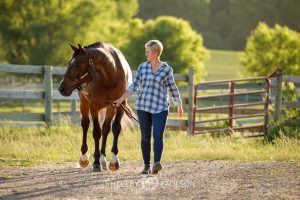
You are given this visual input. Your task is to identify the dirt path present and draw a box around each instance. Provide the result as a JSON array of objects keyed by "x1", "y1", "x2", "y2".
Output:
[{"x1": 0, "y1": 161, "x2": 300, "y2": 200}]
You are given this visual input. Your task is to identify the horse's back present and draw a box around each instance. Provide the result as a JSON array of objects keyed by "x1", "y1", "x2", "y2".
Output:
[
  {"x1": 114, "y1": 48, "x2": 132, "y2": 87},
  {"x1": 86, "y1": 42, "x2": 132, "y2": 87},
  {"x1": 102, "y1": 42, "x2": 132, "y2": 87}
]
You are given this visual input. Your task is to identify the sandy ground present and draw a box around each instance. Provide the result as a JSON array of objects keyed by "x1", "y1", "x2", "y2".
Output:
[{"x1": 0, "y1": 160, "x2": 300, "y2": 200}]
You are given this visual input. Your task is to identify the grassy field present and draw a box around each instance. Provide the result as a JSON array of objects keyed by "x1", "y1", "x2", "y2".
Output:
[
  {"x1": 0, "y1": 100, "x2": 77, "y2": 113},
  {"x1": 1, "y1": 50, "x2": 299, "y2": 167},
  {"x1": 203, "y1": 49, "x2": 248, "y2": 81},
  {"x1": 0, "y1": 116, "x2": 299, "y2": 167}
]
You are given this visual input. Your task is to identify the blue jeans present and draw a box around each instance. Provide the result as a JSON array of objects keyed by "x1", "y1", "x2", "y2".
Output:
[{"x1": 137, "y1": 110, "x2": 168, "y2": 165}]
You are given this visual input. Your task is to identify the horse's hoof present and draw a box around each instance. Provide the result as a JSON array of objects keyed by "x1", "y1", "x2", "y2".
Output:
[
  {"x1": 101, "y1": 161, "x2": 107, "y2": 170},
  {"x1": 100, "y1": 155, "x2": 108, "y2": 170},
  {"x1": 79, "y1": 159, "x2": 89, "y2": 168},
  {"x1": 92, "y1": 164, "x2": 102, "y2": 172},
  {"x1": 109, "y1": 161, "x2": 120, "y2": 171},
  {"x1": 79, "y1": 154, "x2": 90, "y2": 168}
]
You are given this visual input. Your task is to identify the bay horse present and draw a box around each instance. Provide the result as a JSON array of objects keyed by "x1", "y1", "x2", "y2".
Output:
[{"x1": 58, "y1": 42, "x2": 132, "y2": 172}]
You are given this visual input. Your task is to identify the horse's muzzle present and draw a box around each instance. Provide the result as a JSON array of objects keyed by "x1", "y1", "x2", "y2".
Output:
[{"x1": 58, "y1": 84, "x2": 73, "y2": 96}]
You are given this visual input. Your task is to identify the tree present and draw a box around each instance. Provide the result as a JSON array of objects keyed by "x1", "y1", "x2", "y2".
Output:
[
  {"x1": 138, "y1": 0, "x2": 300, "y2": 51},
  {"x1": 122, "y1": 16, "x2": 209, "y2": 82},
  {"x1": 0, "y1": 0, "x2": 138, "y2": 65},
  {"x1": 138, "y1": 0, "x2": 210, "y2": 48},
  {"x1": 138, "y1": 0, "x2": 209, "y2": 30},
  {"x1": 241, "y1": 22, "x2": 300, "y2": 76}
]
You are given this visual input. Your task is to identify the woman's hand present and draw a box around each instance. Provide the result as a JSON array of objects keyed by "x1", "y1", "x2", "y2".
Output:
[
  {"x1": 113, "y1": 97, "x2": 123, "y2": 107},
  {"x1": 177, "y1": 104, "x2": 183, "y2": 118},
  {"x1": 112, "y1": 91, "x2": 133, "y2": 107}
]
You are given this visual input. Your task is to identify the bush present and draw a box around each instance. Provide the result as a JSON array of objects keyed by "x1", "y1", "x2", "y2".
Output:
[
  {"x1": 241, "y1": 22, "x2": 300, "y2": 76},
  {"x1": 265, "y1": 82, "x2": 300, "y2": 142},
  {"x1": 122, "y1": 16, "x2": 209, "y2": 82},
  {"x1": 266, "y1": 111, "x2": 300, "y2": 143}
]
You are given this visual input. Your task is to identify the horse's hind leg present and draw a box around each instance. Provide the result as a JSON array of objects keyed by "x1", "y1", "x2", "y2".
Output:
[
  {"x1": 109, "y1": 107, "x2": 124, "y2": 171},
  {"x1": 90, "y1": 107, "x2": 102, "y2": 172}
]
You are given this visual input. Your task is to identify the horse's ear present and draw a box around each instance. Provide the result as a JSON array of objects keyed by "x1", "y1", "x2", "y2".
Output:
[
  {"x1": 69, "y1": 42, "x2": 78, "y2": 51},
  {"x1": 78, "y1": 43, "x2": 84, "y2": 53}
]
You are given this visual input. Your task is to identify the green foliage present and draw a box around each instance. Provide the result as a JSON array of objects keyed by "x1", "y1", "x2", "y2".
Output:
[
  {"x1": 241, "y1": 22, "x2": 300, "y2": 76},
  {"x1": 138, "y1": 0, "x2": 209, "y2": 32},
  {"x1": 138, "y1": 0, "x2": 300, "y2": 50},
  {"x1": 0, "y1": 0, "x2": 138, "y2": 65},
  {"x1": 266, "y1": 111, "x2": 300, "y2": 143},
  {"x1": 282, "y1": 82, "x2": 297, "y2": 102},
  {"x1": 122, "y1": 16, "x2": 209, "y2": 82},
  {"x1": 265, "y1": 82, "x2": 300, "y2": 142}
]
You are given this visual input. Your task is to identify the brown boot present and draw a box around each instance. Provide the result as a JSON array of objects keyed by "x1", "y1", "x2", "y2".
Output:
[{"x1": 152, "y1": 162, "x2": 162, "y2": 174}]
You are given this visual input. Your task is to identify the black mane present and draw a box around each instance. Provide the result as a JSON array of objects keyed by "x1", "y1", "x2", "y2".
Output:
[{"x1": 84, "y1": 42, "x2": 106, "y2": 49}]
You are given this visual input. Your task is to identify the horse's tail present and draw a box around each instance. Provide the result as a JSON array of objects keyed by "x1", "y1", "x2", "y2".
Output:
[{"x1": 97, "y1": 105, "x2": 137, "y2": 131}]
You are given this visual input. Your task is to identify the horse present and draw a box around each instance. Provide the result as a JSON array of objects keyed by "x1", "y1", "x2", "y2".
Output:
[{"x1": 58, "y1": 42, "x2": 132, "y2": 172}]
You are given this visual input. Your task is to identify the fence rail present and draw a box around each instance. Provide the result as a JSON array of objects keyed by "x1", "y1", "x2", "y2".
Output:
[
  {"x1": 1, "y1": 64, "x2": 299, "y2": 135},
  {"x1": 192, "y1": 74, "x2": 271, "y2": 135},
  {"x1": 0, "y1": 64, "x2": 193, "y2": 130}
]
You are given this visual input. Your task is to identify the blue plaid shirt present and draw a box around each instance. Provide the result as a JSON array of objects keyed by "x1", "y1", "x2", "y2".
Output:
[{"x1": 128, "y1": 61, "x2": 182, "y2": 114}]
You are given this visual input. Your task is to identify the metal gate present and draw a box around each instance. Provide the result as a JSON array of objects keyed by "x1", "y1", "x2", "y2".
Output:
[{"x1": 191, "y1": 75, "x2": 273, "y2": 136}]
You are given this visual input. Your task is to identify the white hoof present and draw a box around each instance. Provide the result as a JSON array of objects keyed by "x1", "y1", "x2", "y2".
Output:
[
  {"x1": 100, "y1": 155, "x2": 107, "y2": 170},
  {"x1": 109, "y1": 153, "x2": 120, "y2": 171}
]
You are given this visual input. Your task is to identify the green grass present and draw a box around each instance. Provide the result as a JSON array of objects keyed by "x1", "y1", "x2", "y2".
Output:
[
  {"x1": 0, "y1": 116, "x2": 299, "y2": 167},
  {"x1": 0, "y1": 50, "x2": 299, "y2": 166},
  {"x1": 0, "y1": 100, "x2": 78, "y2": 113},
  {"x1": 204, "y1": 49, "x2": 249, "y2": 81}
]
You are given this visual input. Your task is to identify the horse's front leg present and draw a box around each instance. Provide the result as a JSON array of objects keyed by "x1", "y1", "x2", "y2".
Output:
[
  {"x1": 81, "y1": 116, "x2": 90, "y2": 155},
  {"x1": 100, "y1": 107, "x2": 115, "y2": 170},
  {"x1": 79, "y1": 95, "x2": 90, "y2": 167},
  {"x1": 109, "y1": 107, "x2": 124, "y2": 171},
  {"x1": 90, "y1": 107, "x2": 102, "y2": 172}
]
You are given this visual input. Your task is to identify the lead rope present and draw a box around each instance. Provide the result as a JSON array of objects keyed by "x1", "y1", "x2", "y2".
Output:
[{"x1": 105, "y1": 100, "x2": 139, "y2": 123}]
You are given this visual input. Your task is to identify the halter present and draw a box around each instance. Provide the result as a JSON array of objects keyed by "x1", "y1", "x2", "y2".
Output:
[{"x1": 63, "y1": 55, "x2": 94, "y2": 91}]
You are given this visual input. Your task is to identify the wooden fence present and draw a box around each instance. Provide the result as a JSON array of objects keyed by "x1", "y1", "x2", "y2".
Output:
[
  {"x1": 190, "y1": 69, "x2": 300, "y2": 135},
  {"x1": 0, "y1": 64, "x2": 193, "y2": 130},
  {"x1": 0, "y1": 64, "x2": 299, "y2": 134},
  {"x1": 192, "y1": 76, "x2": 271, "y2": 135}
]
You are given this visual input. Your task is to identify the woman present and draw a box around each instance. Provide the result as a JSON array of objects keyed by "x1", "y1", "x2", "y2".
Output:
[{"x1": 113, "y1": 40, "x2": 183, "y2": 174}]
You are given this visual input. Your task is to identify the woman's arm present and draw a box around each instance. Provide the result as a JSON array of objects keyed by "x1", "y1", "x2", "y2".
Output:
[
  {"x1": 177, "y1": 104, "x2": 183, "y2": 118},
  {"x1": 166, "y1": 68, "x2": 183, "y2": 117}
]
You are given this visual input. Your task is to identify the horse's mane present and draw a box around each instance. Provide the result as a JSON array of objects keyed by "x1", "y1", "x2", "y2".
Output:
[
  {"x1": 72, "y1": 42, "x2": 108, "y2": 57},
  {"x1": 84, "y1": 42, "x2": 104, "y2": 49}
]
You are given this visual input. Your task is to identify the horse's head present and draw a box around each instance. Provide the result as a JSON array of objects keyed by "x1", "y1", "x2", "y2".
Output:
[{"x1": 58, "y1": 43, "x2": 93, "y2": 96}]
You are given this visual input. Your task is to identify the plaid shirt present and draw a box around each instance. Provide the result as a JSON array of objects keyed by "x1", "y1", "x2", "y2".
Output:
[{"x1": 128, "y1": 61, "x2": 182, "y2": 114}]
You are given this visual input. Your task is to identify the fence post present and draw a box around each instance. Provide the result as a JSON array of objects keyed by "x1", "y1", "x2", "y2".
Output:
[
  {"x1": 44, "y1": 65, "x2": 53, "y2": 125},
  {"x1": 264, "y1": 78, "x2": 271, "y2": 135},
  {"x1": 228, "y1": 82, "x2": 235, "y2": 129},
  {"x1": 274, "y1": 69, "x2": 283, "y2": 121},
  {"x1": 71, "y1": 99, "x2": 77, "y2": 113},
  {"x1": 188, "y1": 67, "x2": 194, "y2": 134}
]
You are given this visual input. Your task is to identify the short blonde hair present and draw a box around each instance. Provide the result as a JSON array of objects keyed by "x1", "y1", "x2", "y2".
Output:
[{"x1": 145, "y1": 40, "x2": 163, "y2": 57}]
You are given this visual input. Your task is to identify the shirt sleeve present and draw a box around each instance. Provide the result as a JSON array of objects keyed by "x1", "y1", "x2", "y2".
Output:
[
  {"x1": 127, "y1": 64, "x2": 142, "y2": 94},
  {"x1": 166, "y1": 68, "x2": 182, "y2": 105}
]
